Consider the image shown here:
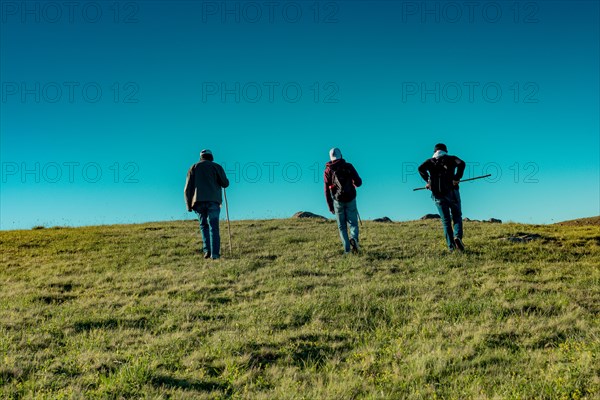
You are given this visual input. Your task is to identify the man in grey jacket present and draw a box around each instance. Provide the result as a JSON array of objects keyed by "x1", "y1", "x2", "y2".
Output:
[{"x1": 185, "y1": 149, "x2": 230, "y2": 259}]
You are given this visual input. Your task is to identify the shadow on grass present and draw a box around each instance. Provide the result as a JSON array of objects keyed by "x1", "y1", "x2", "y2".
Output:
[
  {"x1": 480, "y1": 332, "x2": 521, "y2": 353},
  {"x1": 0, "y1": 368, "x2": 18, "y2": 384},
  {"x1": 34, "y1": 294, "x2": 76, "y2": 304},
  {"x1": 289, "y1": 268, "x2": 329, "y2": 278},
  {"x1": 248, "y1": 349, "x2": 282, "y2": 369},
  {"x1": 364, "y1": 250, "x2": 396, "y2": 261},
  {"x1": 73, "y1": 317, "x2": 151, "y2": 332},
  {"x1": 47, "y1": 282, "x2": 74, "y2": 292},
  {"x1": 286, "y1": 333, "x2": 353, "y2": 370},
  {"x1": 529, "y1": 327, "x2": 584, "y2": 349},
  {"x1": 151, "y1": 374, "x2": 229, "y2": 393}
]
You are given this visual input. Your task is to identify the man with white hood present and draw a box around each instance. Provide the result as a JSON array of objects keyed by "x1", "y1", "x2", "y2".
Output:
[
  {"x1": 418, "y1": 143, "x2": 466, "y2": 251},
  {"x1": 324, "y1": 148, "x2": 363, "y2": 254}
]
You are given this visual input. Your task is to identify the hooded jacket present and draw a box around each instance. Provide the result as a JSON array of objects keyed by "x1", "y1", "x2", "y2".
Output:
[
  {"x1": 324, "y1": 159, "x2": 362, "y2": 212},
  {"x1": 418, "y1": 155, "x2": 465, "y2": 199},
  {"x1": 185, "y1": 160, "x2": 229, "y2": 210}
]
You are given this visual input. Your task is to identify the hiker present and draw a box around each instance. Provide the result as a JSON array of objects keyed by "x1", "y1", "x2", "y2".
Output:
[
  {"x1": 324, "y1": 148, "x2": 363, "y2": 254},
  {"x1": 185, "y1": 149, "x2": 230, "y2": 259},
  {"x1": 418, "y1": 143, "x2": 466, "y2": 251}
]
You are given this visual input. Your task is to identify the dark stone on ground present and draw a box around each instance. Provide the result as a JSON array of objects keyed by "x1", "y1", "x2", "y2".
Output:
[
  {"x1": 373, "y1": 217, "x2": 393, "y2": 223},
  {"x1": 502, "y1": 233, "x2": 543, "y2": 243},
  {"x1": 421, "y1": 214, "x2": 440, "y2": 220},
  {"x1": 487, "y1": 218, "x2": 502, "y2": 223},
  {"x1": 292, "y1": 211, "x2": 327, "y2": 220}
]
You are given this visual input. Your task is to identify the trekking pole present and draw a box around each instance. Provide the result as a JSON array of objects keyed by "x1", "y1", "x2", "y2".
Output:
[
  {"x1": 413, "y1": 174, "x2": 492, "y2": 191},
  {"x1": 357, "y1": 209, "x2": 366, "y2": 247},
  {"x1": 223, "y1": 188, "x2": 233, "y2": 256}
]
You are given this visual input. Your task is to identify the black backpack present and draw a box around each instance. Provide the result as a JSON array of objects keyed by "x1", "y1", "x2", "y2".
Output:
[
  {"x1": 429, "y1": 156, "x2": 455, "y2": 197},
  {"x1": 331, "y1": 164, "x2": 356, "y2": 202}
]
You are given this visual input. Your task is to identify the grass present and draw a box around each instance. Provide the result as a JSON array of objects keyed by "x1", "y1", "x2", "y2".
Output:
[{"x1": 1, "y1": 219, "x2": 599, "y2": 399}]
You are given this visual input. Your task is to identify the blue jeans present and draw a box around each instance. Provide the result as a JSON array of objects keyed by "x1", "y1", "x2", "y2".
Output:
[
  {"x1": 194, "y1": 201, "x2": 221, "y2": 258},
  {"x1": 433, "y1": 189, "x2": 463, "y2": 250},
  {"x1": 333, "y1": 198, "x2": 359, "y2": 253}
]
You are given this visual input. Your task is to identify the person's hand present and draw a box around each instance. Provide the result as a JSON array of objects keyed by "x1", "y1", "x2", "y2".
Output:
[
  {"x1": 453, "y1": 180, "x2": 460, "y2": 186},
  {"x1": 425, "y1": 182, "x2": 431, "y2": 190},
  {"x1": 187, "y1": 208, "x2": 192, "y2": 212},
  {"x1": 330, "y1": 209, "x2": 335, "y2": 215}
]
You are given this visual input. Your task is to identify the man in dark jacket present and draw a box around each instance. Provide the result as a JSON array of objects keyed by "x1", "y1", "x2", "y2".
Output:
[
  {"x1": 418, "y1": 143, "x2": 466, "y2": 251},
  {"x1": 185, "y1": 149, "x2": 230, "y2": 259},
  {"x1": 324, "y1": 148, "x2": 363, "y2": 254}
]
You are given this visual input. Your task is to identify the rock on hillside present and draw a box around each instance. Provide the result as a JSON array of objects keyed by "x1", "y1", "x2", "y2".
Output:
[
  {"x1": 373, "y1": 217, "x2": 393, "y2": 223},
  {"x1": 421, "y1": 214, "x2": 440, "y2": 220},
  {"x1": 292, "y1": 211, "x2": 327, "y2": 220},
  {"x1": 501, "y1": 233, "x2": 543, "y2": 243},
  {"x1": 463, "y1": 218, "x2": 502, "y2": 223}
]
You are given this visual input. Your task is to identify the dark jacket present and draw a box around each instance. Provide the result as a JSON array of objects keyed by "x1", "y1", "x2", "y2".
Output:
[
  {"x1": 418, "y1": 155, "x2": 465, "y2": 199},
  {"x1": 185, "y1": 160, "x2": 229, "y2": 210},
  {"x1": 324, "y1": 159, "x2": 362, "y2": 212}
]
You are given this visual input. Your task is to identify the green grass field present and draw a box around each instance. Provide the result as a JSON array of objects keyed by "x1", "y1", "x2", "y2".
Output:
[{"x1": 1, "y1": 218, "x2": 599, "y2": 399}]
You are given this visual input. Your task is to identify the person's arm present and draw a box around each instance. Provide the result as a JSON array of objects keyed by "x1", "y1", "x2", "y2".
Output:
[
  {"x1": 349, "y1": 164, "x2": 362, "y2": 188},
  {"x1": 184, "y1": 166, "x2": 195, "y2": 211},
  {"x1": 217, "y1": 165, "x2": 230, "y2": 188},
  {"x1": 323, "y1": 166, "x2": 334, "y2": 214},
  {"x1": 453, "y1": 156, "x2": 466, "y2": 182},
  {"x1": 418, "y1": 160, "x2": 430, "y2": 182},
  {"x1": 418, "y1": 160, "x2": 432, "y2": 189}
]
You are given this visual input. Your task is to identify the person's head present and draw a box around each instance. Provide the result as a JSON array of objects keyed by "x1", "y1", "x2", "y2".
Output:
[
  {"x1": 434, "y1": 143, "x2": 447, "y2": 153},
  {"x1": 329, "y1": 147, "x2": 342, "y2": 161},
  {"x1": 200, "y1": 149, "x2": 214, "y2": 161}
]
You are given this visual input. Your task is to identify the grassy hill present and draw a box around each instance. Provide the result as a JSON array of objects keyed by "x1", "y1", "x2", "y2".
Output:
[
  {"x1": 1, "y1": 219, "x2": 599, "y2": 399},
  {"x1": 555, "y1": 216, "x2": 600, "y2": 227}
]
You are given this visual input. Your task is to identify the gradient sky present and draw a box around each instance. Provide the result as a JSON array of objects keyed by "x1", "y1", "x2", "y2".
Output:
[{"x1": 1, "y1": 0, "x2": 599, "y2": 229}]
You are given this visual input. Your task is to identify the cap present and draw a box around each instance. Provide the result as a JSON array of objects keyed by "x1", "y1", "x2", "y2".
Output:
[
  {"x1": 329, "y1": 147, "x2": 342, "y2": 161},
  {"x1": 434, "y1": 143, "x2": 447, "y2": 152}
]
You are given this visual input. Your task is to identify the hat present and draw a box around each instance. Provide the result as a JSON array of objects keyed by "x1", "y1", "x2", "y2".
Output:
[
  {"x1": 200, "y1": 149, "x2": 213, "y2": 160},
  {"x1": 434, "y1": 143, "x2": 447, "y2": 152},
  {"x1": 329, "y1": 147, "x2": 342, "y2": 161}
]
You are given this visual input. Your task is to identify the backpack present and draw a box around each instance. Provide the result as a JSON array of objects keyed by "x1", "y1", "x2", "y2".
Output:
[
  {"x1": 429, "y1": 156, "x2": 455, "y2": 197},
  {"x1": 331, "y1": 164, "x2": 356, "y2": 202}
]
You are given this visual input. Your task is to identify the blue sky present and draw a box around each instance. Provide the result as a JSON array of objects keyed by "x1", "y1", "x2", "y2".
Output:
[{"x1": 1, "y1": 0, "x2": 599, "y2": 229}]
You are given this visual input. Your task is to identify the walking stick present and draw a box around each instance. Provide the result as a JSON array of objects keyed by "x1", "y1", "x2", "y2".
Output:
[
  {"x1": 223, "y1": 188, "x2": 233, "y2": 256},
  {"x1": 357, "y1": 209, "x2": 366, "y2": 248},
  {"x1": 413, "y1": 174, "x2": 492, "y2": 191}
]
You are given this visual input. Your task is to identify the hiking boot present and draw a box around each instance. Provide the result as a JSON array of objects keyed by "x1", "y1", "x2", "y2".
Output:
[
  {"x1": 349, "y1": 238, "x2": 359, "y2": 254},
  {"x1": 204, "y1": 252, "x2": 211, "y2": 259},
  {"x1": 453, "y1": 237, "x2": 465, "y2": 251}
]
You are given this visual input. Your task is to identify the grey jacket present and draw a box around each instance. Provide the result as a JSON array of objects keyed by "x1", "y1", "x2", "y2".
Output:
[{"x1": 185, "y1": 160, "x2": 230, "y2": 210}]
